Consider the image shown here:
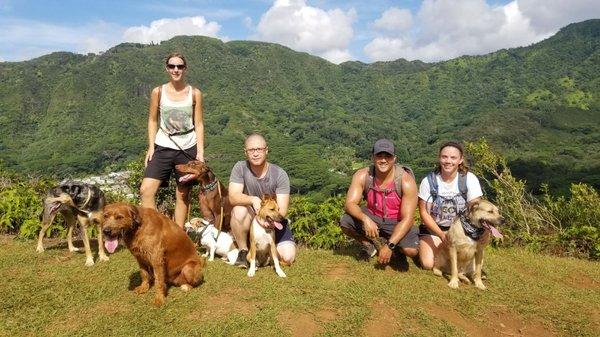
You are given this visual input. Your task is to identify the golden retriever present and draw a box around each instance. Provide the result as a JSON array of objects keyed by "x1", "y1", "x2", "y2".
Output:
[{"x1": 101, "y1": 203, "x2": 205, "y2": 306}]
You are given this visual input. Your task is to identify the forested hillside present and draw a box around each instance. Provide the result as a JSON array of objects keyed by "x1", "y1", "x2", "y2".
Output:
[{"x1": 1, "y1": 20, "x2": 598, "y2": 196}]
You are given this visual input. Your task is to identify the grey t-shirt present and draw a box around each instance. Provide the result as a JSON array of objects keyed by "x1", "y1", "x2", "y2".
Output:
[{"x1": 229, "y1": 161, "x2": 290, "y2": 196}]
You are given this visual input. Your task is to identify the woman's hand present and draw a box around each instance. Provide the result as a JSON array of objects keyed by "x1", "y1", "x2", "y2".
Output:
[
  {"x1": 196, "y1": 153, "x2": 204, "y2": 163},
  {"x1": 144, "y1": 148, "x2": 154, "y2": 167}
]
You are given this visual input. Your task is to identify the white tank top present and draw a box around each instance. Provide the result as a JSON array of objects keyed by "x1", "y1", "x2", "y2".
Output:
[{"x1": 154, "y1": 84, "x2": 197, "y2": 150}]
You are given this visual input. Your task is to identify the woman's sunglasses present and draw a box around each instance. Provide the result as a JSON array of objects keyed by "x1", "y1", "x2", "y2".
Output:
[{"x1": 167, "y1": 64, "x2": 186, "y2": 70}]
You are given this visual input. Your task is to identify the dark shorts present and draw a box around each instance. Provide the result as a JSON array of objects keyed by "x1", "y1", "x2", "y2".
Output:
[
  {"x1": 144, "y1": 144, "x2": 198, "y2": 186},
  {"x1": 418, "y1": 224, "x2": 450, "y2": 237},
  {"x1": 275, "y1": 218, "x2": 295, "y2": 246},
  {"x1": 339, "y1": 207, "x2": 419, "y2": 249}
]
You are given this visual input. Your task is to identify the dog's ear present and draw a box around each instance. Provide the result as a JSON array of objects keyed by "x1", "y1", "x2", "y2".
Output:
[
  {"x1": 127, "y1": 205, "x2": 141, "y2": 226},
  {"x1": 469, "y1": 201, "x2": 480, "y2": 213}
]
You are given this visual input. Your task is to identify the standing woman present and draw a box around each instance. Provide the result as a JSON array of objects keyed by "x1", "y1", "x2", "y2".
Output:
[
  {"x1": 140, "y1": 52, "x2": 204, "y2": 228},
  {"x1": 417, "y1": 141, "x2": 483, "y2": 269}
]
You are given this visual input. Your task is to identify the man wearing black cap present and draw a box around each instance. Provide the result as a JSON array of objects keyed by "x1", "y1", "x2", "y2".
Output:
[{"x1": 339, "y1": 139, "x2": 419, "y2": 267}]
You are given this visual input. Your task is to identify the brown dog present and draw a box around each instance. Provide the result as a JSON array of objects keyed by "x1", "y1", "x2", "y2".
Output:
[
  {"x1": 176, "y1": 160, "x2": 231, "y2": 232},
  {"x1": 101, "y1": 203, "x2": 205, "y2": 306},
  {"x1": 433, "y1": 199, "x2": 504, "y2": 290},
  {"x1": 247, "y1": 195, "x2": 286, "y2": 278}
]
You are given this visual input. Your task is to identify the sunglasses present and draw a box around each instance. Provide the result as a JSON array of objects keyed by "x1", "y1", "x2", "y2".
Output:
[{"x1": 166, "y1": 64, "x2": 186, "y2": 70}]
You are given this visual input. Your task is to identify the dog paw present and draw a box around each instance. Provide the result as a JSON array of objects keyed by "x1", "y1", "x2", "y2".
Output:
[
  {"x1": 432, "y1": 268, "x2": 443, "y2": 277},
  {"x1": 208, "y1": 257, "x2": 214, "y2": 262},
  {"x1": 447, "y1": 279, "x2": 460, "y2": 289},
  {"x1": 84, "y1": 258, "x2": 95, "y2": 267},
  {"x1": 180, "y1": 284, "x2": 192, "y2": 292},
  {"x1": 36, "y1": 246, "x2": 45, "y2": 253},
  {"x1": 153, "y1": 296, "x2": 165, "y2": 307},
  {"x1": 134, "y1": 284, "x2": 149, "y2": 294},
  {"x1": 276, "y1": 270, "x2": 287, "y2": 278},
  {"x1": 475, "y1": 280, "x2": 487, "y2": 290},
  {"x1": 70, "y1": 247, "x2": 81, "y2": 252},
  {"x1": 247, "y1": 269, "x2": 256, "y2": 277},
  {"x1": 99, "y1": 255, "x2": 110, "y2": 262}
]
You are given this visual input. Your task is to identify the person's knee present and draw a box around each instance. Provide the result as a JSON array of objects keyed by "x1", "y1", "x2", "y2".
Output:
[
  {"x1": 278, "y1": 243, "x2": 296, "y2": 265},
  {"x1": 140, "y1": 182, "x2": 156, "y2": 200},
  {"x1": 231, "y1": 206, "x2": 250, "y2": 223},
  {"x1": 420, "y1": 256, "x2": 434, "y2": 270},
  {"x1": 402, "y1": 247, "x2": 418, "y2": 258}
]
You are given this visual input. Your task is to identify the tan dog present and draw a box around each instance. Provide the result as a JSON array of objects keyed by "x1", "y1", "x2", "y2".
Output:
[
  {"x1": 175, "y1": 160, "x2": 232, "y2": 232},
  {"x1": 101, "y1": 203, "x2": 206, "y2": 306},
  {"x1": 247, "y1": 195, "x2": 286, "y2": 278},
  {"x1": 433, "y1": 199, "x2": 504, "y2": 290}
]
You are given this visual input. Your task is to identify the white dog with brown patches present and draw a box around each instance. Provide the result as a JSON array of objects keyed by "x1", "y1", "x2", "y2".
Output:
[
  {"x1": 247, "y1": 195, "x2": 286, "y2": 278},
  {"x1": 184, "y1": 218, "x2": 239, "y2": 264}
]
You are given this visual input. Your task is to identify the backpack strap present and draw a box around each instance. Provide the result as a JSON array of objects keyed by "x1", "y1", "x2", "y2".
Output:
[
  {"x1": 363, "y1": 164, "x2": 413, "y2": 198},
  {"x1": 362, "y1": 166, "x2": 376, "y2": 198},
  {"x1": 458, "y1": 172, "x2": 468, "y2": 202},
  {"x1": 426, "y1": 171, "x2": 439, "y2": 201}
]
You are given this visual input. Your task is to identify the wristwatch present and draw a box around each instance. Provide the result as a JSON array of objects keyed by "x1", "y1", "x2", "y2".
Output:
[{"x1": 387, "y1": 241, "x2": 397, "y2": 250}]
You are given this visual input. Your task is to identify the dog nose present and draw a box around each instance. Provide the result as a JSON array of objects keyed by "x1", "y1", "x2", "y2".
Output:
[
  {"x1": 499, "y1": 217, "x2": 506, "y2": 224},
  {"x1": 102, "y1": 228, "x2": 112, "y2": 236}
]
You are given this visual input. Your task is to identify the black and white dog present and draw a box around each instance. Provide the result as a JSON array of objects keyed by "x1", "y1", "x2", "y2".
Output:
[{"x1": 37, "y1": 181, "x2": 109, "y2": 266}]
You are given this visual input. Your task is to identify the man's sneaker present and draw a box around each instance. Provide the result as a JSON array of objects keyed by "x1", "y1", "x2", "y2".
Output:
[
  {"x1": 358, "y1": 242, "x2": 377, "y2": 261},
  {"x1": 234, "y1": 250, "x2": 249, "y2": 269}
]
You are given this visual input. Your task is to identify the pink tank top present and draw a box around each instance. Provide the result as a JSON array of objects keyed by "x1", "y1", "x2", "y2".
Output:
[{"x1": 366, "y1": 180, "x2": 402, "y2": 220}]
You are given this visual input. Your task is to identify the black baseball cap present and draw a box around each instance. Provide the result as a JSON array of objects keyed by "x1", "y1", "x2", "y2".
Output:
[{"x1": 373, "y1": 139, "x2": 395, "y2": 155}]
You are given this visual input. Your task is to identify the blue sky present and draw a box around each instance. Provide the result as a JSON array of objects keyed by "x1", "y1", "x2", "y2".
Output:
[{"x1": 1, "y1": 0, "x2": 598, "y2": 63}]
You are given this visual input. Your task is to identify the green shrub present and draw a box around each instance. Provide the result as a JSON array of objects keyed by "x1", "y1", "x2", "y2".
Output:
[
  {"x1": 542, "y1": 183, "x2": 600, "y2": 259},
  {"x1": 0, "y1": 171, "x2": 58, "y2": 238},
  {"x1": 287, "y1": 195, "x2": 348, "y2": 249},
  {"x1": 467, "y1": 139, "x2": 600, "y2": 259}
]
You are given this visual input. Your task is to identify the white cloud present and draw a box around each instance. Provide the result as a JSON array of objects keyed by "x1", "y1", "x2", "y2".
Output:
[
  {"x1": 123, "y1": 16, "x2": 222, "y2": 44},
  {"x1": 254, "y1": 0, "x2": 356, "y2": 64},
  {"x1": 518, "y1": 0, "x2": 600, "y2": 33},
  {"x1": 373, "y1": 7, "x2": 413, "y2": 32},
  {"x1": 0, "y1": 19, "x2": 123, "y2": 61},
  {"x1": 364, "y1": 0, "x2": 557, "y2": 62}
]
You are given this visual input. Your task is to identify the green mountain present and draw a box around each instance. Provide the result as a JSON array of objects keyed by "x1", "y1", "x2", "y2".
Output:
[{"x1": 1, "y1": 19, "x2": 599, "y2": 196}]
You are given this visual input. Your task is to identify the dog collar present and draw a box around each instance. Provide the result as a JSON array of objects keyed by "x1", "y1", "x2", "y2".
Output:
[
  {"x1": 459, "y1": 214, "x2": 485, "y2": 241},
  {"x1": 200, "y1": 180, "x2": 218, "y2": 192}
]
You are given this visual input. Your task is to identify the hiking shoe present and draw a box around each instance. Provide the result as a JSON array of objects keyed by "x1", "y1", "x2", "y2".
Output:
[
  {"x1": 358, "y1": 242, "x2": 377, "y2": 261},
  {"x1": 234, "y1": 250, "x2": 249, "y2": 269}
]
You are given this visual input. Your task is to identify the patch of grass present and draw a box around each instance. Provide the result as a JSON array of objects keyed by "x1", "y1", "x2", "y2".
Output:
[{"x1": 0, "y1": 236, "x2": 598, "y2": 337}]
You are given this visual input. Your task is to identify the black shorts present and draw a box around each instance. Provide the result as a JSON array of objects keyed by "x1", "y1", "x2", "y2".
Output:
[
  {"x1": 275, "y1": 218, "x2": 295, "y2": 245},
  {"x1": 339, "y1": 207, "x2": 419, "y2": 249},
  {"x1": 418, "y1": 224, "x2": 450, "y2": 237},
  {"x1": 143, "y1": 144, "x2": 198, "y2": 186}
]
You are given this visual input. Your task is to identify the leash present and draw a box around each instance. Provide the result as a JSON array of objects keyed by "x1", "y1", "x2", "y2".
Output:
[{"x1": 215, "y1": 178, "x2": 224, "y2": 241}]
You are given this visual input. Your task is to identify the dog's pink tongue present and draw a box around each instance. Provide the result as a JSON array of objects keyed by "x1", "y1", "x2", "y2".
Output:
[
  {"x1": 273, "y1": 221, "x2": 283, "y2": 230},
  {"x1": 178, "y1": 174, "x2": 197, "y2": 183},
  {"x1": 488, "y1": 225, "x2": 503, "y2": 239},
  {"x1": 105, "y1": 238, "x2": 119, "y2": 254}
]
